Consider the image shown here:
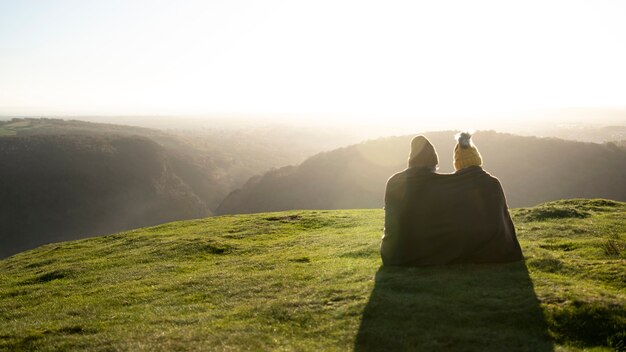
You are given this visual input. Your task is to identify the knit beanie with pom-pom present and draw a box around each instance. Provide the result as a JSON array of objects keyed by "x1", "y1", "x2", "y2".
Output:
[
  {"x1": 408, "y1": 135, "x2": 439, "y2": 169},
  {"x1": 453, "y1": 132, "x2": 483, "y2": 171}
]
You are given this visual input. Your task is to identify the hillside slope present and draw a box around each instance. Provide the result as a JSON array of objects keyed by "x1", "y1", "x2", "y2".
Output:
[
  {"x1": 0, "y1": 117, "x2": 361, "y2": 204},
  {"x1": 0, "y1": 118, "x2": 355, "y2": 257},
  {"x1": 1, "y1": 199, "x2": 624, "y2": 351},
  {"x1": 0, "y1": 134, "x2": 208, "y2": 258},
  {"x1": 217, "y1": 131, "x2": 626, "y2": 214}
]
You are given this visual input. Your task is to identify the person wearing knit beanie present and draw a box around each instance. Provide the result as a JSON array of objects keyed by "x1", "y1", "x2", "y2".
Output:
[
  {"x1": 408, "y1": 135, "x2": 439, "y2": 169},
  {"x1": 453, "y1": 132, "x2": 482, "y2": 171},
  {"x1": 382, "y1": 131, "x2": 522, "y2": 266}
]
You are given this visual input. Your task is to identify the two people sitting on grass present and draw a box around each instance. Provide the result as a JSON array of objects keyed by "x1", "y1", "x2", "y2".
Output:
[{"x1": 381, "y1": 132, "x2": 523, "y2": 266}]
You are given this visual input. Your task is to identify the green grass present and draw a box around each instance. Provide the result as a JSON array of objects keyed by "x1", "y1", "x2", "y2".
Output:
[
  {"x1": 0, "y1": 199, "x2": 624, "y2": 351},
  {"x1": 0, "y1": 120, "x2": 33, "y2": 136},
  {"x1": 0, "y1": 127, "x2": 16, "y2": 136}
]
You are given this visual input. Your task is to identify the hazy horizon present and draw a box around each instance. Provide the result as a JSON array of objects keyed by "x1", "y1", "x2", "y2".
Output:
[{"x1": 2, "y1": 106, "x2": 625, "y2": 143}]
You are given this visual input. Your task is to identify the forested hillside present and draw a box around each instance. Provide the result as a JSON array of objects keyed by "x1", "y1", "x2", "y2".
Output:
[
  {"x1": 0, "y1": 118, "x2": 352, "y2": 208},
  {"x1": 0, "y1": 118, "x2": 354, "y2": 257},
  {"x1": 0, "y1": 134, "x2": 211, "y2": 257},
  {"x1": 217, "y1": 131, "x2": 626, "y2": 214}
]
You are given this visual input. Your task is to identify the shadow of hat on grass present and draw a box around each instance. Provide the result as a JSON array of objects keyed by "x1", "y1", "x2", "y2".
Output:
[{"x1": 354, "y1": 262, "x2": 553, "y2": 351}]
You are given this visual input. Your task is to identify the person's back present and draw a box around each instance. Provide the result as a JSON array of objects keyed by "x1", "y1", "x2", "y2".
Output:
[
  {"x1": 382, "y1": 165, "x2": 446, "y2": 266},
  {"x1": 381, "y1": 135, "x2": 443, "y2": 266},
  {"x1": 381, "y1": 134, "x2": 523, "y2": 266},
  {"x1": 447, "y1": 132, "x2": 522, "y2": 263}
]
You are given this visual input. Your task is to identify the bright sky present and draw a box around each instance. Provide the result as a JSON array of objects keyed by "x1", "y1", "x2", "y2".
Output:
[{"x1": 1, "y1": 0, "x2": 625, "y2": 125}]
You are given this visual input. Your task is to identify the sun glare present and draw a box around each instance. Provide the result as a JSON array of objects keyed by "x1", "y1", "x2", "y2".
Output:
[{"x1": 0, "y1": 0, "x2": 625, "y2": 125}]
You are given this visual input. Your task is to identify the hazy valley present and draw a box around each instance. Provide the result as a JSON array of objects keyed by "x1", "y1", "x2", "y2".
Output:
[
  {"x1": 1, "y1": 118, "x2": 625, "y2": 258},
  {"x1": 217, "y1": 131, "x2": 626, "y2": 213},
  {"x1": 0, "y1": 118, "x2": 360, "y2": 257}
]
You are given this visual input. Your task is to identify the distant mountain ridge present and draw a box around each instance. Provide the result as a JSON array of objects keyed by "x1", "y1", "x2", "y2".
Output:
[{"x1": 217, "y1": 131, "x2": 626, "y2": 214}]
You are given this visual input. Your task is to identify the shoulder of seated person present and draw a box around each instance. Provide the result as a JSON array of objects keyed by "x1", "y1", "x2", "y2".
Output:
[
  {"x1": 388, "y1": 169, "x2": 408, "y2": 180},
  {"x1": 454, "y1": 165, "x2": 484, "y2": 174}
]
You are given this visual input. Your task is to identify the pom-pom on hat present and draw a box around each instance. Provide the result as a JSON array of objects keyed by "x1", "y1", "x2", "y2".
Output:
[
  {"x1": 408, "y1": 135, "x2": 439, "y2": 168},
  {"x1": 454, "y1": 132, "x2": 482, "y2": 171}
]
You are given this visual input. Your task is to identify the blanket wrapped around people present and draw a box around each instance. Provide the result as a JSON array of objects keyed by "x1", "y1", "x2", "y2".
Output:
[{"x1": 381, "y1": 166, "x2": 523, "y2": 266}]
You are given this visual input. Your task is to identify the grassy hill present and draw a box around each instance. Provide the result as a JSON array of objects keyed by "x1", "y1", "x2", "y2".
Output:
[{"x1": 0, "y1": 199, "x2": 624, "y2": 351}]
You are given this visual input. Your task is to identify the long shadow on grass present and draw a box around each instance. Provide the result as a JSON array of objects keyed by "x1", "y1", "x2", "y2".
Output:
[{"x1": 355, "y1": 262, "x2": 553, "y2": 352}]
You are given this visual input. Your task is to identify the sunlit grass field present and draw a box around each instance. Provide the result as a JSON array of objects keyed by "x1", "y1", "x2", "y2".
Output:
[{"x1": 0, "y1": 199, "x2": 624, "y2": 351}]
